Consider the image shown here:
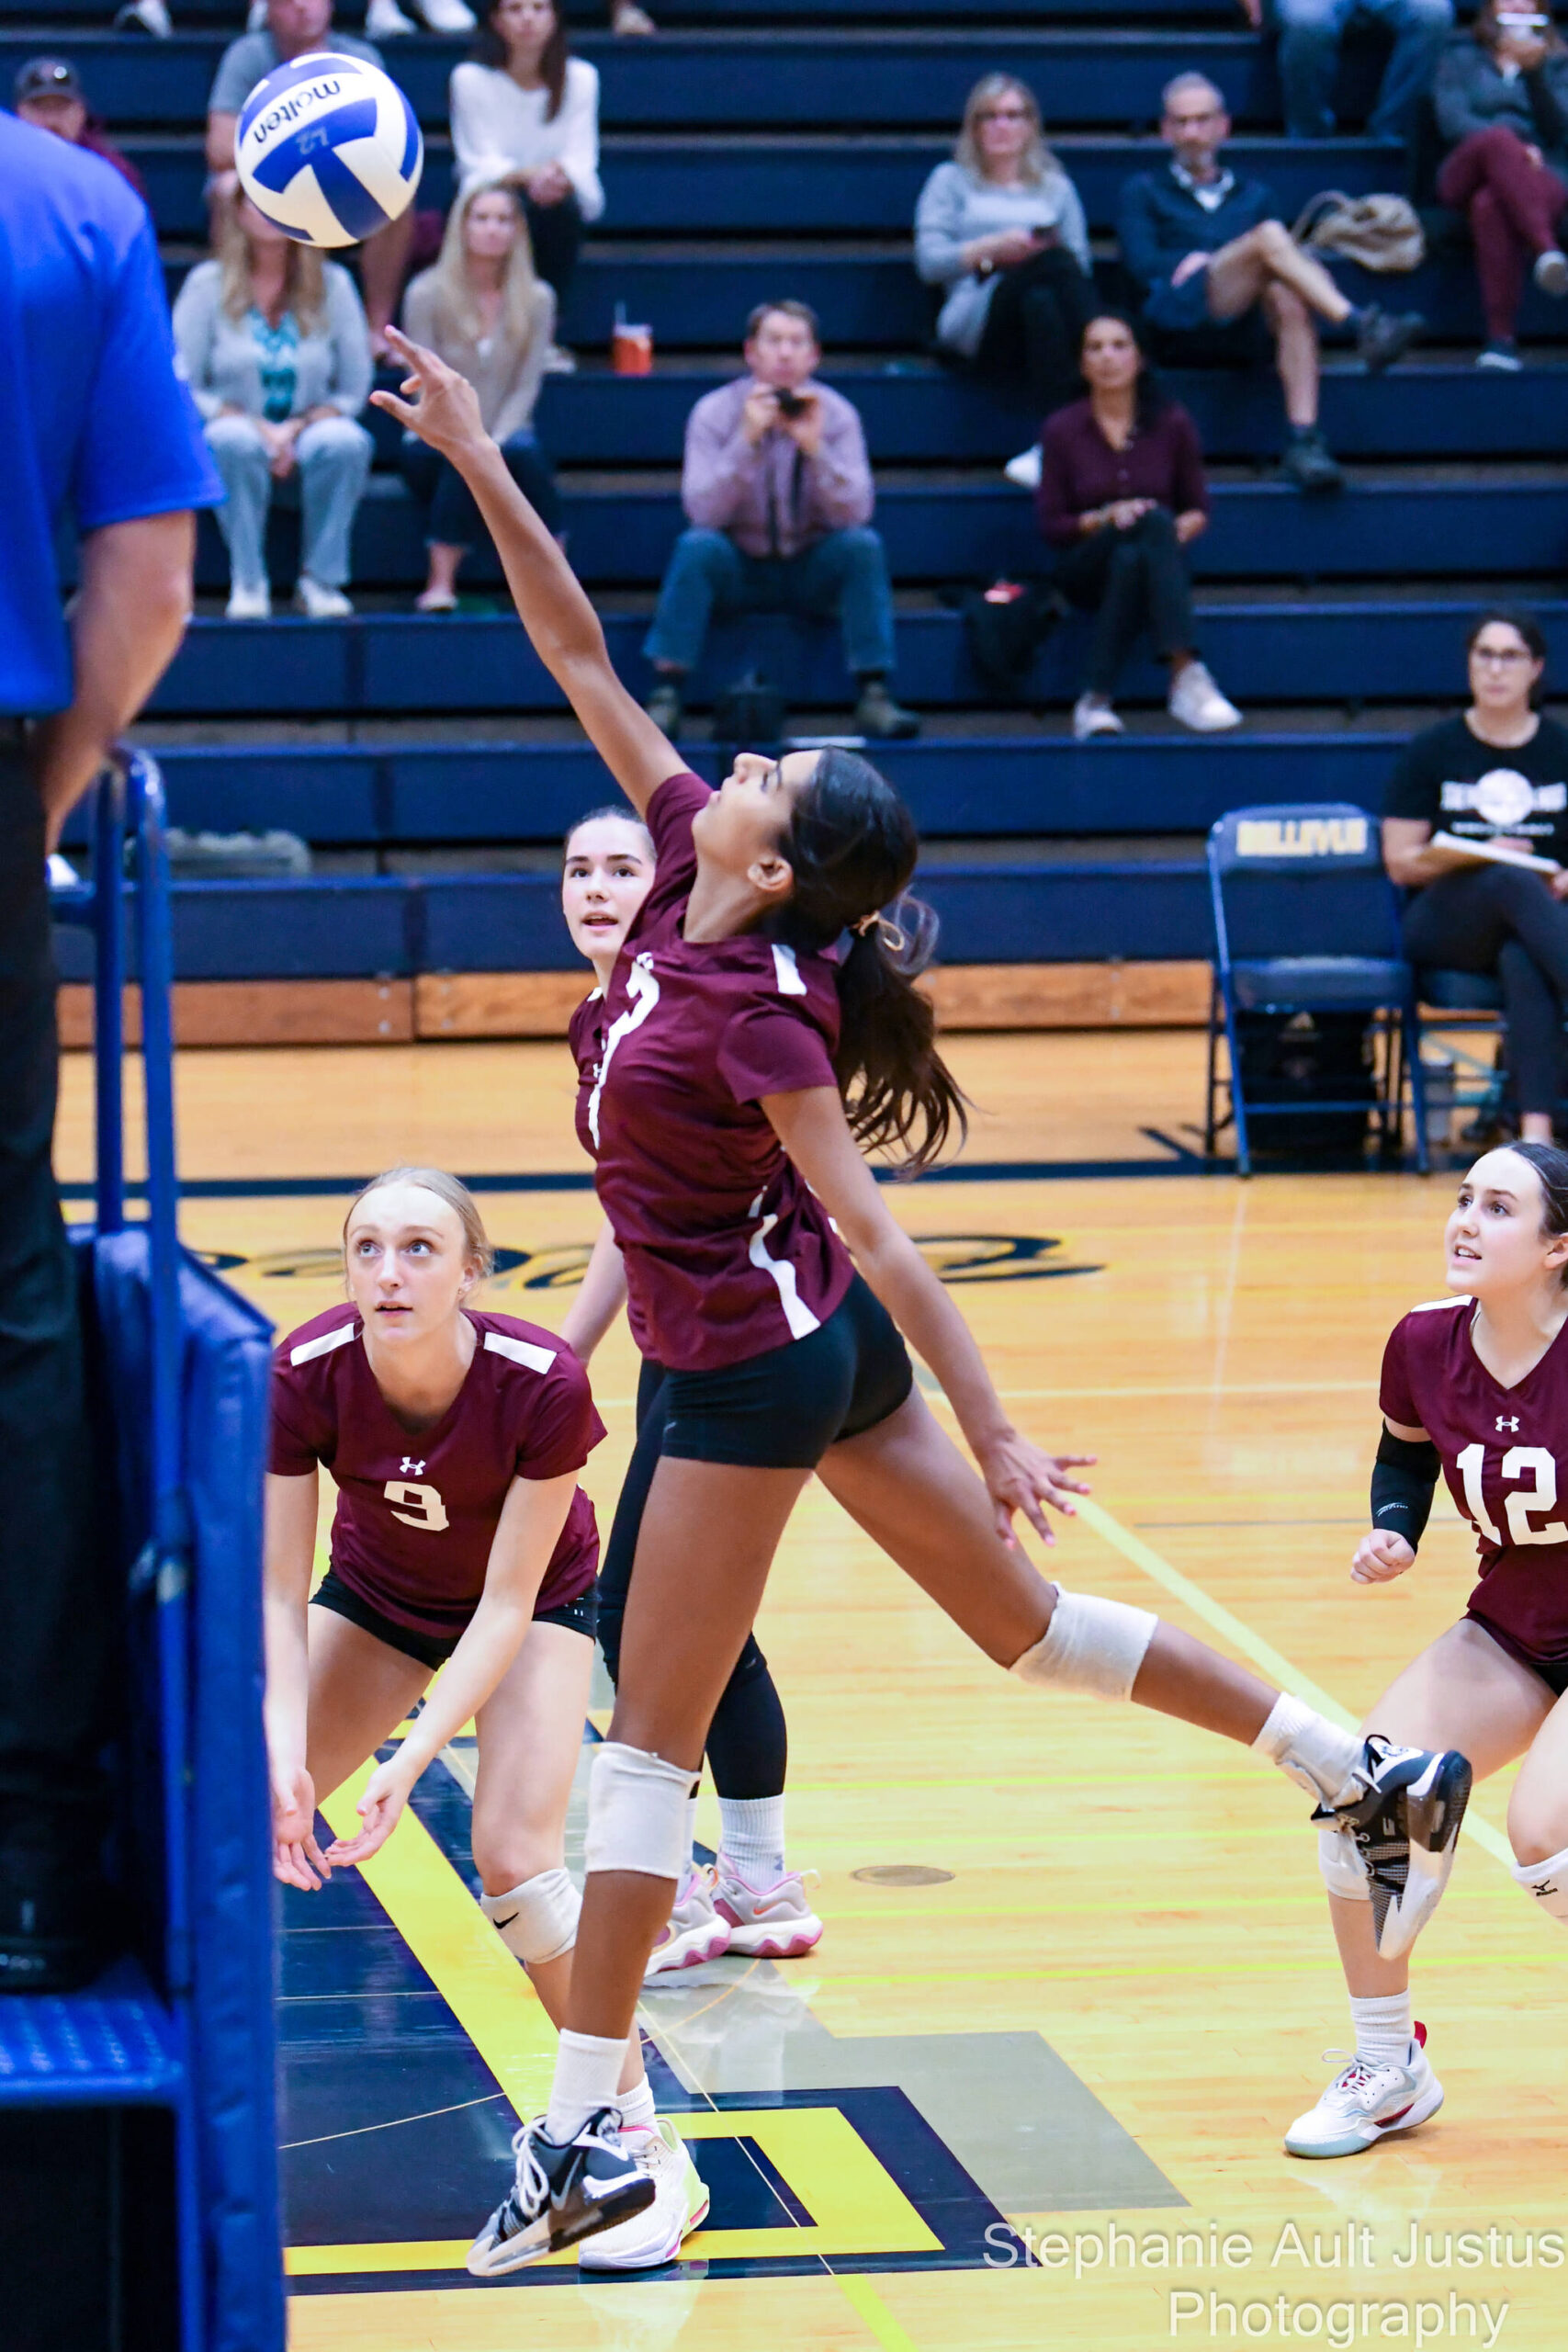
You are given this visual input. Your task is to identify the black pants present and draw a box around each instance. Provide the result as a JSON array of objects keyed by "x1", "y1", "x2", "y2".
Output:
[
  {"x1": 522, "y1": 188, "x2": 584, "y2": 309},
  {"x1": 400, "y1": 428, "x2": 561, "y2": 553},
  {"x1": 0, "y1": 743, "x2": 106, "y2": 1840},
  {"x1": 972, "y1": 244, "x2": 1093, "y2": 418},
  {"x1": 595, "y1": 1359, "x2": 788, "y2": 1801},
  {"x1": 1403, "y1": 862, "x2": 1568, "y2": 1116},
  {"x1": 1054, "y1": 505, "x2": 1196, "y2": 695}
]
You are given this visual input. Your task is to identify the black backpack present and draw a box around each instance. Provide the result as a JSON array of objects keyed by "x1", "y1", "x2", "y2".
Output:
[{"x1": 957, "y1": 578, "x2": 1062, "y2": 702}]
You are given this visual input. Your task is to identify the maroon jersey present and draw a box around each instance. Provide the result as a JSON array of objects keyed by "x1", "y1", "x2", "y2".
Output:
[
  {"x1": 269, "y1": 1303, "x2": 604, "y2": 1639},
  {"x1": 576, "y1": 771, "x2": 856, "y2": 1373},
  {"x1": 1381, "y1": 1295, "x2": 1568, "y2": 1661}
]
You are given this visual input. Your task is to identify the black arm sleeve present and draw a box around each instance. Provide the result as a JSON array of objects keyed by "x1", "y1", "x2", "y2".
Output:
[{"x1": 1371, "y1": 1427, "x2": 1441, "y2": 1551}]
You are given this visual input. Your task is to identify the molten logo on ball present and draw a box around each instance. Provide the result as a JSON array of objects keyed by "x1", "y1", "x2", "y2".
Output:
[{"x1": 237, "y1": 51, "x2": 423, "y2": 249}]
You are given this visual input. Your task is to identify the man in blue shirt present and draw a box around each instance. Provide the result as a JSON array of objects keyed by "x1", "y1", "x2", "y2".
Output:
[
  {"x1": 0, "y1": 109, "x2": 219, "y2": 1991},
  {"x1": 1117, "y1": 73, "x2": 1422, "y2": 493}
]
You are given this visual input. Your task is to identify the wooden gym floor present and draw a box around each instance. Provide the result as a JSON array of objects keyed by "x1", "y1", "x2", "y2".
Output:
[{"x1": 57, "y1": 1030, "x2": 1566, "y2": 2352}]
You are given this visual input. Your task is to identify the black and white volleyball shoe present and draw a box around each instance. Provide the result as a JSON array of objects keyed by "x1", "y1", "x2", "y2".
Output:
[
  {"x1": 1317, "y1": 1736, "x2": 1472, "y2": 1961},
  {"x1": 467, "y1": 2108, "x2": 656, "y2": 2277}
]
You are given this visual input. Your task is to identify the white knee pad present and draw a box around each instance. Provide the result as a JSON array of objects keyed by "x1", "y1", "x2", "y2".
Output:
[
  {"x1": 1318, "y1": 1824, "x2": 1372, "y2": 1903},
  {"x1": 583, "y1": 1741, "x2": 692, "y2": 1883},
  {"x1": 480, "y1": 1867, "x2": 581, "y2": 1965},
  {"x1": 1511, "y1": 1842, "x2": 1568, "y2": 1927},
  {"x1": 1010, "y1": 1586, "x2": 1158, "y2": 1702}
]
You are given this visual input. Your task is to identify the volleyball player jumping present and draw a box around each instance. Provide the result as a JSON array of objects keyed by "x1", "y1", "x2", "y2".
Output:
[
  {"x1": 559, "y1": 807, "x2": 822, "y2": 1975},
  {"x1": 263, "y1": 1163, "x2": 707, "y2": 2269},
  {"x1": 1287, "y1": 1140, "x2": 1568, "y2": 2160},
  {"x1": 376, "y1": 329, "x2": 1474, "y2": 2271}
]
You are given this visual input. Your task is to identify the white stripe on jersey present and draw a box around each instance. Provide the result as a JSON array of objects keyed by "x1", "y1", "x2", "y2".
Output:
[
  {"x1": 588, "y1": 954, "x2": 660, "y2": 1148},
  {"x1": 746, "y1": 1189, "x2": 822, "y2": 1341},
  {"x1": 772, "y1": 943, "x2": 807, "y2": 997},
  {"x1": 483, "y1": 1329, "x2": 558, "y2": 1374},
  {"x1": 290, "y1": 1321, "x2": 356, "y2": 1366},
  {"x1": 1408, "y1": 1296, "x2": 1470, "y2": 1314}
]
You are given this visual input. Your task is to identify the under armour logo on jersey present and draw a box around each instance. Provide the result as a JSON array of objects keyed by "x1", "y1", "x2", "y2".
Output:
[
  {"x1": 400, "y1": 1456, "x2": 426, "y2": 1476},
  {"x1": 1496, "y1": 1416, "x2": 1520, "y2": 1433}
]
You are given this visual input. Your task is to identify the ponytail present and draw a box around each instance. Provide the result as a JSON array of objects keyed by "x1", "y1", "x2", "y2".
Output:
[{"x1": 778, "y1": 747, "x2": 967, "y2": 1175}]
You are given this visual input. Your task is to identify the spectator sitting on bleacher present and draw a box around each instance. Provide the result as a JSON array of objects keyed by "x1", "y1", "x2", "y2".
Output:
[
  {"x1": 1384, "y1": 607, "x2": 1568, "y2": 1144},
  {"x1": 1038, "y1": 311, "x2": 1241, "y2": 742},
  {"x1": 1241, "y1": 0, "x2": 1451, "y2": 143},
  {"x1": 1433, "y1": 0, "x2": 1568, "y2": 371},
  {"x1": 13, "y1": 57, "x2": 147, "y2": 200},
  {"x1": 642, "y1": 300, "x2": 919, "y2": 741},
  {"x1": 205, "y1": 0, "x2": 414, "y2": 350},
  {"x1": 119, "y1": 0, "x2": 476, "y2": 37},
  {"x1": 1118, "y1": 74, "x2": 1423, "y2": 496},
  {"x1": 915, "y1": 75, "x2": 1092, "y2": 485},
  {"x1": 400, "y1": 184, "x2": 560, "y2": 608},
  {"x1": 450, "y1": 0, "x2": 604, "y2": 352},
  {"x1": 173, "y1": 187, "x2": 373, "y2": 620}
]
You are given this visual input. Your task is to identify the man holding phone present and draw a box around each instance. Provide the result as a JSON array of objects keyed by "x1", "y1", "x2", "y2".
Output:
[
  {"x1": 1435, "y1": 1, "x2": 1568, "y2": 368},
  {"x1": 643, "y1": 300, "x2": 918, "y2": 741}
]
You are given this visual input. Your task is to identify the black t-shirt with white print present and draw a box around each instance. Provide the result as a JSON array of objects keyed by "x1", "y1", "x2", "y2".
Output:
[{"x1": 1383, "y1": 713, "x2": 1568, "y2": 865}]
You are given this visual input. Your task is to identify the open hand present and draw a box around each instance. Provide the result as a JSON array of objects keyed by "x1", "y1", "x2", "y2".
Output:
[
  {"x1": 977, "y1": 1431, "x2": 1096, "y2": 1546},
  {"x1": 1350, "y1": 1529, "x2": 1416, "y2": 1585},
  {"x1": 321, "y1": 1755, "x2": 415, "y2": 1870},
  {"x1": 272, "y1": 1761, "x2": 331, "y2": 1891},
  {"x1": 372, "y1": 327, "x2": 489, "y2": 464}
]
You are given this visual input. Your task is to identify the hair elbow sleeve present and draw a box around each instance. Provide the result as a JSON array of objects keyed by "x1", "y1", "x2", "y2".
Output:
[{"x1": 1371, "y1": 1430, "x2": 1441, "y2": 1551}]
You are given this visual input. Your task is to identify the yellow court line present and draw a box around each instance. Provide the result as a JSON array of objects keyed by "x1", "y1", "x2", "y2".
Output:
[
  {"x1": 1077, "y1": 1497, "x2": 1516, "y2": 1870},
  {"x1": 837, "y1": 2272, "x2": 926, "y2": 2352}
]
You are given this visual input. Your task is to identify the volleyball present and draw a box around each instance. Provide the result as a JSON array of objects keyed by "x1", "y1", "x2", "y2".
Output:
[{"x1": 236, "y1": 51, "x2": 423, "y2": 248}]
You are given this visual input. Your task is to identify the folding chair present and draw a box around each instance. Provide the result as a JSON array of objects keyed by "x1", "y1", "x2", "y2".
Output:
[{"x1": 1204, "y1": 804, "x2": 1428, "y2": 1177}]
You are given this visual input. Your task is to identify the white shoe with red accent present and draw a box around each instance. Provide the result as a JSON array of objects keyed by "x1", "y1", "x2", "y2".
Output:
[
  {"x1": 642, "y1": 1865, "x2": 730, "y2": 1980},
  {"x1": 714, "y1": 1855, "x2": 823, "y2": 1958},
  {"x1": 1284, "y1": 2025, "x2": 1443, "y2": 2158},
  {"x1": 578, "y1": 2118, "x2": 709, "y2": 2270}
]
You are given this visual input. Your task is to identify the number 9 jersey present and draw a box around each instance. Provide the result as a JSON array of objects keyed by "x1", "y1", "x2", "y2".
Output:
[{"x1": 1381, "y1": 1295, "x2": 1568, "y2": 1673}]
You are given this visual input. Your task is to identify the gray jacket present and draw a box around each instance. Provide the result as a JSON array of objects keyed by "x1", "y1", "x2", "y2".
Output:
[
  {"x1": 172, "y1": 259, "x2": 372, "y2": 423},
  {"x1": 1434, "y1": 34, "x2": 1568, "y2": 174},
  {"x1": 915, "y1": 156, "x2": 1090, "y2": 357}
]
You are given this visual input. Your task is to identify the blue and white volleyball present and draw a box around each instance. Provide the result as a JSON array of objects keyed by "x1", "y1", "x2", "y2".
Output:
[{"x1": 236, "y1": 52, "x2": 422, "y2": 248}]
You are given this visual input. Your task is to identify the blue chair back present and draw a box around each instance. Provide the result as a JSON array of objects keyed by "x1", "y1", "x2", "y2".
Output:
[{"x1": 1208, "y1": 804, "x2": 1403, "y2": 969}]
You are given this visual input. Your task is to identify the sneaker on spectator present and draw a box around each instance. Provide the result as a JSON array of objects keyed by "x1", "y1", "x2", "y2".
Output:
[
  {"x1": 1003, "y1": 444, "x2": 1042, "y2": 491},
  {"x1": 1168, "y1": 660, "x2": 1242, "y2": 733},
  {"x1": 1354, "y1": 304, "x2": 1422, "y2": 373},
  {"x1": 1534, "y1": 248, "x2": 1568, "y2": 297},
  {"x1": 115, "y1": 0, "x2": 172, "y2": 30},
  {"x1": 294, "y1": 575, "x2": 353, "y2": 620},
  {"x1": 853, "y1": 679, "x2": 920, "y2": 739},
  {"x1": 226, "y1": 582, "x2": 271, "y2": 621},
  {"x1": 645, "y1": 680, "x2": 684, "y2": 737},
  {"x1": 366, "y1": 0, "x2": 419, "y2": 33},
  {"x1": 1476, "y1": 340, "x2": 1524, "y2": 371},
  {"x1": 412, "y1": 0, "x2": 478, "y2": 26},
  {"x1": 1280, "y1": 425, "x2": 1344, "y2": 496},
  {"x1": 1072, "y1": 693, "x2": 1123, "y2": 741},
  {"x1": 545, "y1": 345, "x2": 578, "y2": 375},
  {"x1": 612, "y1": 0, "x2": 659, "y2": 28}
]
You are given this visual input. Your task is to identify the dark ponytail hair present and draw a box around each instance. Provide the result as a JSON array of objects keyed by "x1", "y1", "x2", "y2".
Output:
[
  {"x1": 1499, "y1": 1139, "x2": 1568, "y2": 1284},
  {"x1": 773, "y1": 747, "x2": 967, "y2": 1174}
]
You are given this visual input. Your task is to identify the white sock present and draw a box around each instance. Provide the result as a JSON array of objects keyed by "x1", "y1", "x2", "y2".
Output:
[
  {"x1": 1349, "y1": 1990, "x2": 1414, "y2": 2069},
  {"x1": 1253, "y1": 1695, "x2": 1361, "y2": 1808},
  {"x1": 685, "y1": 1782, "x2": 701, "y2": 1867},
  {"x1": 544, "y1": 2029, "x2": 627, "y2": 2144},
  {"x1": 719, "y1": 1793, "x2": 787, "y2": 1885},
  {"x1": 616, "y1": 2074, "x2": 657, "y2": 2133}
]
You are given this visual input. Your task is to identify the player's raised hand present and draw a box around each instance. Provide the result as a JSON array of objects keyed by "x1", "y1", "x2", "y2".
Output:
[
  {"x1": 979, "y1": 1431, "x2": 1095, "y2": 1546},
  {"x1": 372, "y1": 328, "x2": 489, "y2": 464},
  {"x1": 1351, "y1": 1529, "x2": 1416, "y2": 1585},
  {"x1": 272, "y1": 1762, "x2": 331, "y2": 1892},
  {"x1": 323, "y1": 1755, "x2": 416, "y2": 1871}
]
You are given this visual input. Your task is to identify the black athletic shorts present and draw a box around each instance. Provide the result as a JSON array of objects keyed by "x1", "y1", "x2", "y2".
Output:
[
  {"x1": 310, "y1": 1567, "x2": 599, "y2": 1669},
  {"x1": 1468, "y1": 1609, "x2": 1568, "y2": 1700},
  {"x1": 659, "y1": 1272, "x2": 914, "y2": 1470}
]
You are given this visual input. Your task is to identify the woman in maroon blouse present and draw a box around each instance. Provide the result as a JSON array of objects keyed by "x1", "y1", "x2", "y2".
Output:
[
  {"x1": 375, "y1": 326, "x2": 1474, "y2": 2274},
  {"x1": 1037, "y1": 312, "x2": 1242, "y2": 741}
]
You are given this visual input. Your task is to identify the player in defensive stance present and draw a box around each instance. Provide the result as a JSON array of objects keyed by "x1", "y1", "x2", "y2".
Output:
[
  {"x1": 559, "y1": 807, "x2": 822, "y2": 1974},
  {"x1": 263, "y1": 1164, "x2": 708, "y2": 2269},
  {"x1": 1287, "y1": 1140, "x2": 1568, "y2": 2161},
  {"x1": 375, "y1": 329, "x2": 1473, "y2": 2274}
]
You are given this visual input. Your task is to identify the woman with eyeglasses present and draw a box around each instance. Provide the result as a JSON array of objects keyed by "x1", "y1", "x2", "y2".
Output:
[
  {"x1": 1384, "y1": 607, "x2": 1568, "y2": 1140},
  {"x1": 1435, "y1": 0, "x2": 1568, "y2": 368},
  {"x1": 915, "y1": 74, "x2": 1092, "y2": 481}
]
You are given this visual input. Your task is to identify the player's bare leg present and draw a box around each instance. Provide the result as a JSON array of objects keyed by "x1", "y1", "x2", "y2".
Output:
[{"x1": 304, "y1": 1611, "x2": 432, "y2": 1805}]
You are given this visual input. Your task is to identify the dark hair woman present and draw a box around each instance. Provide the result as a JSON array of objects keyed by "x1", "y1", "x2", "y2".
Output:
[
  {"x1": 375, "y1": 322, "x2": 1474, "y2": 2272},
  {"x1": 1384, "y1": 605, "x2": 1568, "y2": 1142},
  {"x1": 449, "y1": 0, "x2": 603, "y2": 320},
  {"x1": 1037, "y1": 311, "x2": 1241, "y2": 741},
  {"x1": 1434, "y1": 0, "x2": 1568, "y2": 368}
]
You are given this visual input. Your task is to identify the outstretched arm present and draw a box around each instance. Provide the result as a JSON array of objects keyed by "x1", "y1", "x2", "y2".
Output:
[
  {"x1": 263, "y1": 1468, "x2": 333, "y2": 1891},
  {"x1": 558, "y1": 1221, "x2": 628, "y2": 1363},
  {"x1": 373, "y1": 328, "x2": 679, "y2": 816}
]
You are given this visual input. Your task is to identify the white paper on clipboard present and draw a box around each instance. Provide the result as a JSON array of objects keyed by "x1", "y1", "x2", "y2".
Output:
[{"x1": 1430, "y1": 830, "x2": 1562, "y2": 876}]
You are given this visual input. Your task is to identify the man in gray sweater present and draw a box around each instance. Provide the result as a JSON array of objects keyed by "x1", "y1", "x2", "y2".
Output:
[{"x1": 643, "y1": 302, "x2": 918, "y2": 741}]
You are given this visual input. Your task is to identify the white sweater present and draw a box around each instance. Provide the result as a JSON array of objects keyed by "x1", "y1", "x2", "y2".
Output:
[{"x1": 449, "y1": 56, "x2": 604, "y2": 221}]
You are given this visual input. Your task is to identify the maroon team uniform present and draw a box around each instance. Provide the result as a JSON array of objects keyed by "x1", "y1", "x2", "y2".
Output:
[
  {"x1": 1382, "y1": 1295, "x2": 1568, "y2": 1676},
  {"x1": 570, "y1": 771, "x2": 857, "y2": 1373},
  {"x1": 269, "y1": 1302, "x2": 604, "y2": 1645}
]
